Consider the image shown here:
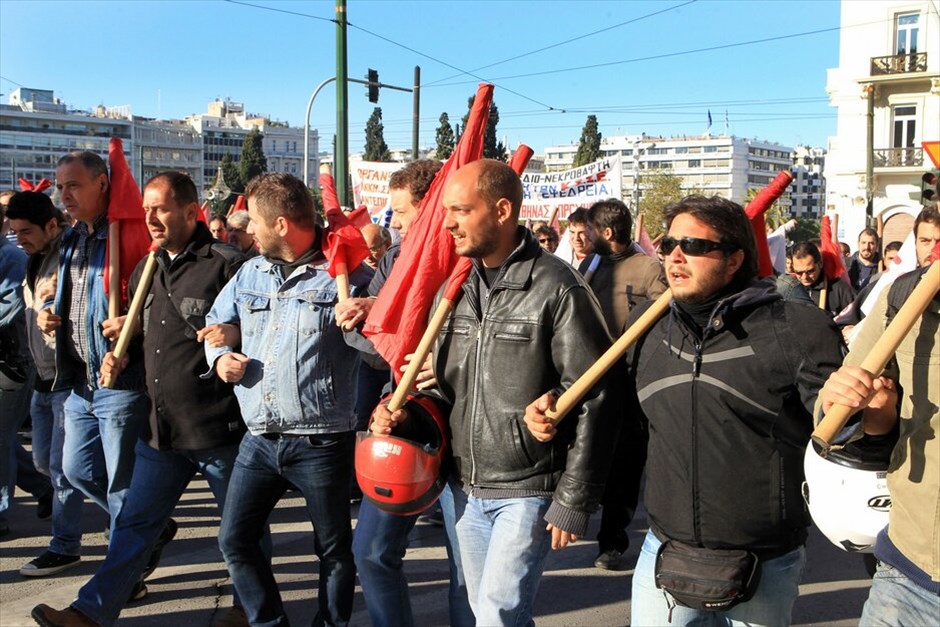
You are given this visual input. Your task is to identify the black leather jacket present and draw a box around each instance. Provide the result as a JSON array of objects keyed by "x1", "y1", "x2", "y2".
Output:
[{"x1": 426, "y1": 229, "x2": 620, "y2": 536}]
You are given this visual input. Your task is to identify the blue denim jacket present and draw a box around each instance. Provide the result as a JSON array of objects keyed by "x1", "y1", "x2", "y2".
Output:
[
  {"x1": 54, "y1": 223, "x2": 144, "y2": 391},
  {"x1": 205, "y1": 250, "x2": 370, "y2": 436}
]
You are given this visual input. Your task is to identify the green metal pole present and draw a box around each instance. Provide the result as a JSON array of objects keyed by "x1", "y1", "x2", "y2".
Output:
[{"x1": 335, "y1": 0, "x2": 349, "y2": 206}]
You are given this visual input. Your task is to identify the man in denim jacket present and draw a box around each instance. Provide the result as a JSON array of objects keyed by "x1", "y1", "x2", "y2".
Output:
[
  {"x1": 38, "y1": 152, "x2": 150, "y2": 542},
  {"x1": 205, "y1": 172, "x2": 370, "y2": 627}
]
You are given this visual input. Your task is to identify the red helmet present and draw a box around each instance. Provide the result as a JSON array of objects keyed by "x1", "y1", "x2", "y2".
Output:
[{"x1": 355, "y1": 395, "x2": 449, "y2": 516}]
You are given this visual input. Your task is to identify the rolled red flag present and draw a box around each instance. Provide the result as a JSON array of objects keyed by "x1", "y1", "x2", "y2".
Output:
[
  {"x1": 744, "y1": 170, "x2": 793, "y2": 278},
  {"x1": 363, "y1": 84, "x2": 494, "y2": 376},
  {"x1": 103, "y1": 138, "x2": 151, "y2": 312},
  {"x1": 819, "y1": 215, "x2": 847, "y2": 281}
]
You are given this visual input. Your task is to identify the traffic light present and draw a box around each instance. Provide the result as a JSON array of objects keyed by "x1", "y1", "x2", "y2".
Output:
[
  {"x1": 921, "y1": 169, "x2": 939, "y2": 206},
  {"x1": 367, "y1": 69, "x2": 379, "y2": 103}
]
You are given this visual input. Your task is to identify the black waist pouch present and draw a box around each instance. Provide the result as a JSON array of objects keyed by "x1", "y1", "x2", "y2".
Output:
[{"x1": 654, "y1": 539, "x2": 761, "y2": 611}]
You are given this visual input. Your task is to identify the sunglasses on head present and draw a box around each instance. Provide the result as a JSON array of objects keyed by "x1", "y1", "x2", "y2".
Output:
[{"x1": 659, "y1": 236, "x2": 738, "y2": 256}]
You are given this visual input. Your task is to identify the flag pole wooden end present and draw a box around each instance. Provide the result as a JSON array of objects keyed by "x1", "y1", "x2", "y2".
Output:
[
  {"x1": 545, "y1": 289, "x2": 672, "y2": 424},
  {"x1": 387, "y1": 297, "x2": 455, "y2": 413},
  {"x1": 812, "y1": 260, "x2": 939, "y2": 450},
  {"x1": 102, "y1": 251, "x2": 158, "y2": 389},
  {"x1": 108, "y1": 222, "x2": 121, "y2": 319}
]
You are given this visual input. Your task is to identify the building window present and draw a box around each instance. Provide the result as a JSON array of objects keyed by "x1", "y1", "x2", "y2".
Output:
[
  {"x1": 895, "y1": 12, "x2": 919, "y2": 55},
  {"x1": 676, "y1": 147, "x2": 688, "y2": 154},
  {"x1": 688, "y1": 159, "x2": 701, "y2": 168},
  {"x1": 704, "y1": 145, "x2": 718, "y2": 153},
  {"x1": 272, "y1": 140, "x2": 277, "y2": 152},
  {"x1": 892, "y1": 105, "x2": 917, "y2": 148}
]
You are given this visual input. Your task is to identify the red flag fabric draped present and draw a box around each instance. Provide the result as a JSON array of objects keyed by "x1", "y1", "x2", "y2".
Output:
[
  {"x1": 104, "y1": 138, "x2": 151, "y2": 311},
  {"x1": 319, "y1": 171, "x2": 371, "y2": 278},
  {"x1": 818, "y1": 215, "x2": 847, "y2": 281},
  {"x1": 363, "y1": 83, "x2": 494, "y2": 374},
  {"x1": 227, "y1": 195, "x2": 246, "y2": 218},
  {"x1": 744, "y1": 170, "x2": 792, "y2": 278},
  {"x1": 198, "y1": 200, "x2": 209, "y2": 225},
  {"x1": 18, "y1": 177, "x2": 52, "y2": 193}
]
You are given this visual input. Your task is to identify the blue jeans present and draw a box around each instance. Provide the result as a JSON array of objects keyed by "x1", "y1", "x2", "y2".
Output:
[
  {"x1": 860, "y1": 561, "x2": 940, "y2": 626},
  {"x1": 630, "y1": 531, "x2": 806, "y2": 627},
  {"x1": 353, "y1": 481, "x2": 473, "y2": 627},
  {"x1": 62, "y1": 386, "x2": 149, "y2": 524},
  {"x1": 452, "y1": 488, "x2": 552, "y2": 627},
  {"x1": 1, "y1": 369, "x2": 51, "y2": 530},
  {"x1": 220, "y1": 431, "x2": 355, "y2": 627},
  {"x1": 31, "y1": 388, "x2": 84, "y2": 555},
  {"x1": 73, "y1": 439, "x2": 243, "y2": 626}
]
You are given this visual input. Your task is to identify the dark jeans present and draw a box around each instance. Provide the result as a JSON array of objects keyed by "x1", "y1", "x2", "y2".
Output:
[
  {"x1": 597, "y1": 419, "x2": 647, "y2": 553},
  {"x1": 220, "y1": 431, "x2": 355, "y2": 627},
  {"x1": 74, "y1": 439, "x2": 243, "y2": 626}
]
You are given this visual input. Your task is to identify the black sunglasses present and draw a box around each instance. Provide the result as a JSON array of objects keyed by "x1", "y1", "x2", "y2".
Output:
[{"x1": 660, "y1": 236, "x2": 738, "y2": 256}]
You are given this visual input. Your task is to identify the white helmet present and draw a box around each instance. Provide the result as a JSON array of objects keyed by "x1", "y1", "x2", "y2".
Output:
[{"x1": 802, "y1": 441, "x2": 891, "y2": 553}]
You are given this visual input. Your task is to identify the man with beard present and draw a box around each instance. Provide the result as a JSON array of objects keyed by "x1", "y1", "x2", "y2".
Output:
[
  {"x1": 846, "y1": 228, "x2": 880, "y2": 291},
  {"x1": 205, "y1": 172, "x2": 370, "y2": 627},
  {"x1": 32, "y1": 172, "x2": 248, "y2": 627},
  {"x1": 582, "y1": 196, "x2": 843, "y2": 625},
  {"x1": 373, "y1": 159, "x2": 618, "y2": 625},
  {"x1": 581, "y1": 198, "x2": 666, "y2": 571},
  {"x1": 791, "y1": 241, "x2": 856, "y2": 317}
]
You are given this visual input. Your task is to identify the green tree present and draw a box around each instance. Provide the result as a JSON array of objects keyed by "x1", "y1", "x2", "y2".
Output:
[
  {"x1": 638, "y1": 171, "x2": 684, "y2": 238},
  {"x1": 460, "y1": 96, "x2": 508, "y2": 161},
  {"x1": 435, "y1": 112, "x2": 455, "y2": 160},
  {"x1": 572, "y1": 115, "x2": 602, "y2": 167},
  {"x1": 239, "y1": 128, "x2": 268, "y2": 187},
  {"x1": 220, "y1": 154, "x2": 241, "y2": 192},
  {"x1": 363, "y1": 107, "x2": 391, "y2": 162}
]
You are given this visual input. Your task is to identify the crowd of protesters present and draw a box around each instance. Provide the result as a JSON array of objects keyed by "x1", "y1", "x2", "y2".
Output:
[{"x1": 1, "y1": 151, "x2": 938, "y2": 627}]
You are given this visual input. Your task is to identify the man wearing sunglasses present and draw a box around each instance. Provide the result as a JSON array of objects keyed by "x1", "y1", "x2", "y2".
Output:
[
  {"x1": 619, "y1": 196, "x2": 843, "y2": 625},
  {"x1": 790, "y1": 241, "x2": 856, "y2": 318}
]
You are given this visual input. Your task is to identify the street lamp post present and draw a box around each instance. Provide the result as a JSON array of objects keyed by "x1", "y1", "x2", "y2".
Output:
[
  {"x1": 304, "y1": 77, "x2": 337, "y2": 187},
  {"x1": 631, "y1": 141, "x2": 655, "y2": 228}
]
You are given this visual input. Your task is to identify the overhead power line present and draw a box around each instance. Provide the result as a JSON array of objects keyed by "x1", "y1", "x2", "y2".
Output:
[
  {"x1": 426, "y1": 17, "x2": 894, "y2": 86},
  {"x1": 423, "y1": 0, "x2": 699, "y2": 86}
]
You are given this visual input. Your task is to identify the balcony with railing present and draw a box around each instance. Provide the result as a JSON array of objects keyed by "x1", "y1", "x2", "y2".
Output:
[
  {"x1": 870, "y1": 52, "x2": 928, "y2": 76},
  {"x1": 873, "y1": 146, "x2": 923, "y2": 168}
]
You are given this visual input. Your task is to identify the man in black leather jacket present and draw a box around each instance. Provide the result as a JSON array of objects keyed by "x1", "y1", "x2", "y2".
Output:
[{"x1": 372, "y1": 159, "x2": 620, "y2": 626}]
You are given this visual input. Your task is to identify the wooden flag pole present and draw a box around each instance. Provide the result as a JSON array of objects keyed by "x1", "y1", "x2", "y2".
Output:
[
  {"x1": 102, "y1": 251, "x2": 158, "y2": 389},
  {"x1": 811, "y1": 260, "x2": 939, "y2": 450},
  {"x1": 108, "y1": 223, "x2": 121, "y2": 319},
  {"x1": 635, "y1": 213, "x2": 645, "y2": 245},
  {"x1": 544, "y1": 289, "x2": 673, "y2": 424},
  {"x1": 387, "y1": 261, "x2": 473, "y2": 413}
]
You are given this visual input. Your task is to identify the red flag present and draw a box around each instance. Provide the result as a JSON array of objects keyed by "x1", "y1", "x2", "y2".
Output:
[
  {"x1": 363, "y1": 83, "x2": 493, "y2": 374},
  {"x1": 818, "y1": 215, "x2": 847, "y2": 281},
  {"x1": 637, "y1": 224, "x2": 657, "y2": 258},
  {"x1": 744, "y1": 170, "x2": 792, "y2": 278},
  {"x1": 104, "y1": 138, "x2": 151, "y2": 311},
  {"x1": 319, "y1": 170, "x2": 371, "y2": 278},
  {"x1": 227, "y1": 194, "x2": 246, "y2": 218},
  {"x1": 18, "y1": 177, "x2": 52, "y2": 193},
  {"x1": 198, "y1": 200, "x2": 209, "y2": 225},
  {"x1": 929, "y1": 241, "x2": 940, "y2": 265},
  {"x1": 348, "y1": 205, "x2": 373, "y2": 228}
]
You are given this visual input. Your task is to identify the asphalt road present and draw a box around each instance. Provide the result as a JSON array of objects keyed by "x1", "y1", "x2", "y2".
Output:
[{"x1": 1, "y1": 473, "x2": 872, "y2": 626}]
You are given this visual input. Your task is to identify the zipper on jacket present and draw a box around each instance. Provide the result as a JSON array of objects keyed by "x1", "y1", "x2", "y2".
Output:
[{"x1": 691, "y1": 339, "x2": 703, "y2": 544}]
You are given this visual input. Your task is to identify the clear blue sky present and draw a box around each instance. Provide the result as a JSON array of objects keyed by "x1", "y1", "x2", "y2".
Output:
[{"x1": 0, "y1": 0, "x2": 842, "y2": 154}]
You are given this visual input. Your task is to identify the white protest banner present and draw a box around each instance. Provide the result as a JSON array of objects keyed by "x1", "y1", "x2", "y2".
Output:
[
  {"x1": 520, "y1": 156, "x2": 622, "y2": 222},
  {"x1": 351, "y1": 161, "x2": 404, "y2": 221}
]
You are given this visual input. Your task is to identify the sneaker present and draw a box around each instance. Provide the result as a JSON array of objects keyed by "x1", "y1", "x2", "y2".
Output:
[
  {"x1": 127, "y1": 580, "x2": 148, "y2": 603},
  {"x1": 20, "y1": 551, "x2": 81, "y2": 577},
  {"x1": 37, "y1": 491, "x2": 53, "y2": 520},
  {"x1": 141, "y1": 518, "x2": 178, "y2": 580},
  {"x1": 211, "y1": 605, "x2": 249, "y2": 627},
  {"x1": 594, "y1": 548, "x2": 625, "y2": 571}
]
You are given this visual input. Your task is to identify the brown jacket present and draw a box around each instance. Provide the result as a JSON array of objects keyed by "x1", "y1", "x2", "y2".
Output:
[{"x1": 580, "y1": 247, "x2": 667, "y2": 334}]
